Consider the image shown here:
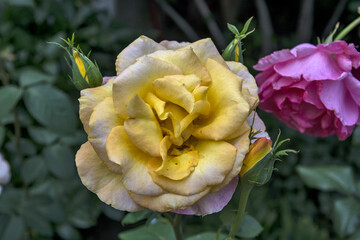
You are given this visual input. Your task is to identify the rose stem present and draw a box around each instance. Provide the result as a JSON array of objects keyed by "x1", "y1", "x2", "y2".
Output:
[
  {"x1": 172, "y1": 214, "x2": 184, "y2": 240},
  {"x1": 226, "y1": 181, "x2": 254, "y2": 239},
  {"x1": 334, "y1": 15, "x2": 360, "y2": 41}
]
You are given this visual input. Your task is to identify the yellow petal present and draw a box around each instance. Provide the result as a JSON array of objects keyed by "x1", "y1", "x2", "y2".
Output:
[
  {"x1": 144, "y1": 92, "x2": 166, "y2": 117},
  {"x1": 148, "y1": 48, "x2": 211, "y2": 85},
  {"x1": 88, "y1": 97, "x2": 124, "y2": 174},
  {"x1": 211, "y1": 132, "x2": 250, "y2": 193},
  {"x1": 73, "y1": 49, "x2": 86, "y2": 79},
  {"x1": 113, "y1": 56, "x2": 182, "y2": 118},
  {"x1": 154, "y1": 151, "x2": 199, "y2": 181},
  {"x1": 75, "y1": 142, "x2": 143, "y2": 211},
  {"x1": 148, "y1": 140, "x2": 237, "y2": 196},
  {"x1": 105, "y1": 126, "x2": 164, "y2": 196},
  {"x1": 79, "y1": 79, "x2": 113, "y2": 133},
  {"x1": 193, "y1": 59, "x2": 250, "y2": 141},
  {"x1": 153, "y1": 76, "x2": 195, "y2": 113},
  {"x1": 116, "y1": 35, "x2": 166, "y2": 75},
  {"x1": 128, "y1": 188, "x2": 209, "y2": 212},
  {"x1": 226, "y1": 61, "x2": 259, "y2": 96},
  {"x1": 180, "y1": 38, "x2": 227, "y2": 68},
  {"x1": 124, "y1": 95, "x2": 163, "y2": 157}
]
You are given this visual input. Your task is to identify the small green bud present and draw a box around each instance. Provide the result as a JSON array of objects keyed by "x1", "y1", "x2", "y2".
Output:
[
  {"x1": 50, "y1": 34, "x2": 103, "y2": 90},
  {"x1": 70, "y1": 48, "x2": 102, "y2": 90}
]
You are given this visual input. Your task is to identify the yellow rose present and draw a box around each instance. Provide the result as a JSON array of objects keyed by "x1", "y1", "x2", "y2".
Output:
[{"x1": 75, "y1": 36, "x2": 260, "y2": 215}]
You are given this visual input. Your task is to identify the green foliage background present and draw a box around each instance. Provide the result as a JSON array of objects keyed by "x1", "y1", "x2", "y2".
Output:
[{"x1": 0, "y1": 0, "x2": 360, "y2": 239}]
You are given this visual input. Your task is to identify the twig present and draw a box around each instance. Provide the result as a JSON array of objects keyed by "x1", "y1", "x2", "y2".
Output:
[
  {"x1": 322, "y1": 0, "x2": 349, "y2": 38},
  {"x1": 155, "y1": 0, "x2": 199, "y2": 41},
  {"x1": 194, "y1": 0, "x2": 226, "y2": 49},
  {"x1": 255, "y1": 0, "x2": 276, "y2": 54},
  {"x1": 296, "y1": 0, "x2": 314, "y2": 43}
]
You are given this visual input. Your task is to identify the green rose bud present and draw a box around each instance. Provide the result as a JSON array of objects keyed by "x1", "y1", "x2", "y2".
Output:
[{"x1": 70, "y1": 48, "x2": 102, "y2": 90}]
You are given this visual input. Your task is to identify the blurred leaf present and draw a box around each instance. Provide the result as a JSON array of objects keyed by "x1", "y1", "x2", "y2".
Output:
[
  {"x1": 0, "y1": 189, "x2": 25, "y2": 214},
  {"x1": 0, "y1": 215, "x2": 10, "y2": 237},
  {"x1": 122, "y1": 209, "x2": 152, "y2": 225},
  {"x1": 43, "y1": 144, "x2": 75, "y2": 179},
  {"x1": 0, "y1": 107, "x2": 33, "y2": 126},
  {"x1": 0, "y1": 85, "x2": 22, "y2": 119},
  {"x1": 19, "y1": 68, "x2": 55, "y2": 87},
  {"x1": 59, "y1": 130, "x2": 87, "y2": 146},
  {"x1": 349, "y1": 229, "x2": 360, "y2": 240},
  {"x1": 37, "y1": 202, "x2": 66, "y2": 223},
  {"x1": 56, "y1": 225, "x2": 81, "y2": 240},
  {"x1": 21, "y1": 156, "x2": 48, "y2": 184},
  {"x1": 186, "y1": 232, "x2": 226, "y2": 240},
  {"x1": 0, "y1": 215, "x2": 24, "y2": 240},
  {"x1": 24, "y1": 84, "x2": 77, "y2": 134},
  {"x1": 119, "y1": 218, "x2": 175, "y2": 240},
  {"x1": 0, "y1": 125, "x2": 4, "y2": 147},
  {"x1": 2, "y1": 0, "x2": 34, "y2": 7},
  {"x1": 20, "y1": 208, "x2": 53, "y2": 237},
  {"x1": 236, "y1": 215, "x2": 263, "y2": 238},
  {"x1": 333, "y1": 198, "x2": 360, "y2": 238},
  {"x1": 293, "y1": 217, "x2": 329, "y2": 240},
  {"x1": 297, "y1": 166, "x2": 356, "y2": 195},
  {"x1": 28, "y1": 126, "x2": 58, "y2": 145},
  {"x1": 5, "y1": 138, "x2": 36, "y2": 156},
  {"x1": 103, "y1": 204, "x2": 125, "y2": 222}
]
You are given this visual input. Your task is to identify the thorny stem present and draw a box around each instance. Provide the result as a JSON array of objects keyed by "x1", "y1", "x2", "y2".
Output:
[
  {"x1": 226, "y1": 181, "x2": 254, "y2": 239},
  {"x1": 334, "y1": 15, "x2": 360, "y2": 41}
]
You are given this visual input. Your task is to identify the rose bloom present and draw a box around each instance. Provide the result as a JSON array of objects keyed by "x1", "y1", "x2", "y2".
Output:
[
  {"x1": 76, "y1": 36, "x2": 262, "y2": 215},
  {"x1": 254, "y1": 40, "x2": 360, "y2": 140}
]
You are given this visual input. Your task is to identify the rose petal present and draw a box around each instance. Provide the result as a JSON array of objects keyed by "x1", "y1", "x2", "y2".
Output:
[
  {"x1": 79, "y1": 79, "x2": 114, "y2": 133},
  {"x1": 124, "y1": 95, "x2": 163, "y2": 157},
  {"x1": 319, "y1": 79, "x2": 359, "y2": 126},
  {"x1": 147, "y1": 140, "x2": 237, "y2": 196},
  {"x1": 227, "y1": 61, "x2": 258, "y2": 97},
  {"x1": 193, "y1": 59, "x2": 250, "y2": 140},
  {"x1": 113, "y1": 56, "x2": 182, "y2": 119},
  {"x1": 76, "y1": 142, "x2": 143, "y2": 212},
  {"x1": 116, "y1": 36, "x2": 166, "y2": 75},
  {"x1": 106, "y1": 126, "x2": 164, "y2": 196},
  {"x1": 253, "y1": 49, "x2": 295, "y2": 71},
  {"x1": 173, "y1": 176, "x2": 238, "y2": 216},
  {"x1": 345, "y1": 74, "x2": 360, "y2": 106},
  {"x1": 275, "y1": 50, "x2": 347, "y2": 81}
]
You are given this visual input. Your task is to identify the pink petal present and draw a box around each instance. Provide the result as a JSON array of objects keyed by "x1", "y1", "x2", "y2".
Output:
[
  {"x1": 172, "y1": 177, "x2": 238, "y2": 216},
  {"x1": 344, "y1": 74, "x2": 360, "y2": 105},
  {"x1": 253, "y1": 49, "x2": 295, "y2": 71},
  {"x1": 319, "y1": 80, "x2": 359, "y2": 126},
  {"x1": 290, "y1": 43, "x2": 317, "y2": 57},
  {"x1": 275, "y1": 50, "x2": 347, "y2": 81},
  {"x1": 102, "y1": 76, "x2": 116, "y2": 85},
  {"x1": 303, "y1": 82, "x2": 323, "y2": 108}
]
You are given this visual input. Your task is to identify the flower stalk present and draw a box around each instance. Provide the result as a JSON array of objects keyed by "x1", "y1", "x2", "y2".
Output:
[{"x1": 334, "y1": 15, "x2": 360, "y2": 41}]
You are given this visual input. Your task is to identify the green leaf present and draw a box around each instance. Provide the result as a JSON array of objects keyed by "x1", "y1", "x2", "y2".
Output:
[
  {"x1": 333, "y1": 198, "x2": 360, "y2": 237},
  {"x1": 27, "y1": 126, "x2": 58, "y2": 145},
  {"x1": 236, "y1": 215, "x2": 263, "y2": 238},
  {"x1": 119, "y1": 218, "x2": 175, "y2": 240},
  {"x1": 21, "y1": 156, "x2": 48, "y2": 184},
  {"x1": 352, "y1": 126, "x2": 360, "y2": 146},
  {"x1": 56, "y1": 225, "x2": 81, "y2": 240},
  {"x1": 349, "y1": 229, "x2": 360, "y2": 240},
  {"x1": 297, "y1": 166, "x2": 356, "y2": 195},
  {"x1": 59, "y1": 130, "x2": 87, "y2": 146},
  {"x1": 103, "y1": 204, "x2": 125, "y2": 222},
  {"x1": 0, "y1": 85, "x2": 22, "y2": 119},
  {"x1": 2, "y1": 0, "x2": 34, "y2": 7},
  {"x1": 122, "y1": 210, "x2": 152, "y2": 225},
  {"x1": 24, "y1": 84, "x2": 77, "y2": 134},
  {"x1": 227, "y1": 23, "x2": 240, "y2": 35},
  {"x1": 5, "y1": 138, "x2": 36, "y2": 156},
  {"x1": 19, "y1": 68, "x2": 55, "y2": 87},
  {"x1": 0, "y1": 125, "x2": 5, "y2": 147},
  {"x1": 20, "y1": 208, "x2": 53, "y2": 237},
  {"x1": 0, "y1": 216, "x2": 25, "y2": 240},
  {"x1": 43, "y1": 144, "x2": 75, "y2": 179},
  {"x1": 186, "y1": 232, "x2": 227, "y2": 240}
]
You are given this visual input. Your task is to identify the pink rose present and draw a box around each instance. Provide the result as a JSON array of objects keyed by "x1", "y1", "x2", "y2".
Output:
[{"x1": 254, "y1": 40, "x2": 360, "y2": 140}]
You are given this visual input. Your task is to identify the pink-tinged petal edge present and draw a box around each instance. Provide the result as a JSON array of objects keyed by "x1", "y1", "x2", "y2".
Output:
[
  {"x1": 253, "y1": 49, "x2": 295, "y2": 71},
  {"x1": 172, "y1": 176, "x2": 238, "y2": 216},
  {"x1": 102, "y1": 76, "x2": 116, "y2": 85}
]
